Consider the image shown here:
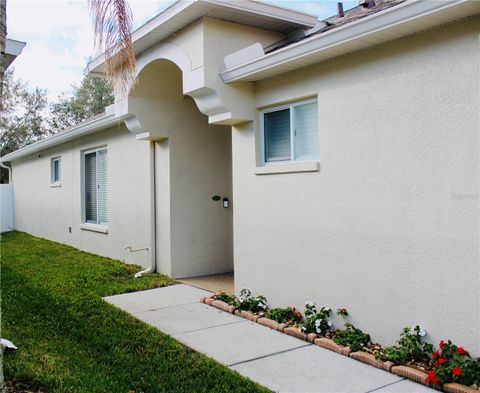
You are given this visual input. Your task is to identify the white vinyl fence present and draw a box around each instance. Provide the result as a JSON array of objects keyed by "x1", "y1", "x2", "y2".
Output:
[{"x1": 0, "y1": 184, "x2": 13, "y2": 232}]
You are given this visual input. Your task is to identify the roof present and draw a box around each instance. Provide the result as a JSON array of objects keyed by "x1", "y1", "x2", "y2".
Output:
[
  {"x1": 4, "y1": 0, "x2": 480, "y2": 163},
  {"x1": 0, "y1": 105, "x2": 127, "y2": 163},
  {"x1": 5, "y1": 38, "x2": 26, "y2": 69},
  {"x1": 220, "y1": 0, "x2": 480, "y2": 82},
  {"x1": 87, "y1": 0, "x2": 318, "y2": 74}
]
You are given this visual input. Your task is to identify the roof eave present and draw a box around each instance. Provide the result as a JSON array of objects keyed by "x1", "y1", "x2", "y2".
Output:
[
  {"x1": 1, "y1": 108, "x2": 127, "y2": 163},
  {"x1": 221, "y1": 0, "x2": 480, "y2": 82},
  {"x1": 5, "y1": 38, "x2": 26, "y2": 69},
  {"x1": 86, "y1": 0, "x2": 318, "y2": 75}
]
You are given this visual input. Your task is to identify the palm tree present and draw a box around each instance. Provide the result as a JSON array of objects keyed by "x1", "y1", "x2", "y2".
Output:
[
  {"x1": 0, "y1": 0, "x2": 134, "y2": 122},
  {"x1": 88, "y1": 0, "x2": 136, "y2": 100},
  {"x1": 1, "y1": 0, "x2": 7, "y2": 113}
]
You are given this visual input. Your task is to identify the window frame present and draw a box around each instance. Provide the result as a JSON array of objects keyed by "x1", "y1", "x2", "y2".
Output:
[
  {"x1": 50, "y1": 157, "x2": 61, "y2": 186},
  {"x1": 260, "y1": 98, "x2": 318, "y2": 166},
  {"x1": 81, "y1": 146, "x2": 108, "y2": 228}
]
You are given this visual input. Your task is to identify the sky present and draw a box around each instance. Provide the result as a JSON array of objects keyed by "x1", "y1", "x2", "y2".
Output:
[{"x1": 6, "y1": 0, "x2": 357, "y2": 101}]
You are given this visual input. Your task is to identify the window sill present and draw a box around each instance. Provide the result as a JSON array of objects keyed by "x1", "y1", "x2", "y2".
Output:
[
  {"x1": 50, "y1": 182, "x2": 62, "y2": 188},
  {"x1": 80, "y1": 223, "x2": 109, "y2": 234},
  {"x1": 255, "y1": 161, "x2": 320, "y2": 175}
]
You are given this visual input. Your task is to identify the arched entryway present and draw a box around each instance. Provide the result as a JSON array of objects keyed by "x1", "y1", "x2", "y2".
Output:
[{"x1": 129, "y1": 58, "x2": 234, "y2": 282}]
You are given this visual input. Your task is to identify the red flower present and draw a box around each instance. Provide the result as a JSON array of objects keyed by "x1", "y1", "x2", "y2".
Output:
[
  {"x1": 457, "y1": 347, "x2": 466, "y2": 356},
  {"x1": 438, "y1": 358, "x2": 445, "y2": 364},
  {"x1": 291, "y1": 307, "x2": 297, "y2": 312},
  {"x1": 433, "y1": 361, "x2": 439, "y2": 368},
  {"x1": 432, "y1": 351, "x2": 438, "y2": 359},
  {"x1": 440, "y1": 340, "x2": 445, "y2": 348},
  {"x1": 342, "y1": 308, "x2": 347, "y2": 313},
  {"x1": 425, "y1": 371, "x2": 438, "y2": 385},
  {"x1": 452, "y1": 367, "x2": 462, "y2": 376}
]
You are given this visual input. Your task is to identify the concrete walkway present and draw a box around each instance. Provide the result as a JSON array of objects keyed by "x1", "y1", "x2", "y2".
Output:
[{"x1": 104, "y1": 284, "x2": 434, "y2": 393}]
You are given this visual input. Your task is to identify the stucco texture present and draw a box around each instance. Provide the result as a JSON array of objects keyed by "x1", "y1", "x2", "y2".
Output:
[
  {"x1": 233, "y1": 17, "x2": 480, "y2": 354},
  {"x1": 12, "y1": 125, "x2": 153, "y2": 268}
]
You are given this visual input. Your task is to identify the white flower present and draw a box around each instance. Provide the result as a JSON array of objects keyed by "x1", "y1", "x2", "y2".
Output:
[
  {"x1": 315, "y1": 327, "x2": 321, "y2": 333},
  {"x1": 315, "y1": 319, "x2": 322, "y2": 327},
  {"x1": 327, "y1": 320, "x2": 333, "y2": 327},
  {"x1": 409, "y1": 326, "x2": 426, "y2": 337}
]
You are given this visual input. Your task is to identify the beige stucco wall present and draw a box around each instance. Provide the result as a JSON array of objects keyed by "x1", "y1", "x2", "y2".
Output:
[
  {"x1": 233, "y1": 17, "x2": 480, "y2": 354},
  {"x1": 12, "y1": 125, "x2": 153, "y2": 268}
]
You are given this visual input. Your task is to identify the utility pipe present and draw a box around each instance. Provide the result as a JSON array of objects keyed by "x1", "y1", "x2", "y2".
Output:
[
  {"x1": 135, "y1": 141, "x2": 157, "y2": 278},
  {"x1": 0, "y1": 162, "x2": 12, "y2": 183}
]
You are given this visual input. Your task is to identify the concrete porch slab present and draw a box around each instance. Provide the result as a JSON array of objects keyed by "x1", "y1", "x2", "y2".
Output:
[
  {"x1": 179, "y1": 272, "x2": 234, "y2": 293},
  {"x1": 174, "y1": 320, "x2": 310, "y2": 366},
  {"x1": 103, "y1": 284, "x2": 211, "y2": 313},
  {"x1": 132, "y1": 302, "x2": 244, "y2": 335},
  {"x1": 231, "y1": 345, "x2": 402, "y2": 393}
]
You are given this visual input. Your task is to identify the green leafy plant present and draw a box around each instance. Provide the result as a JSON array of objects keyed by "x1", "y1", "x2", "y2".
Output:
[
  {"x1": 426, "y1": 340, "x2": 480, "y2": 387},
  {"x1": 235, "y1": 288, "x2": 267, "y2": 313},
  {"x1": 376, "y1": 326, "x2": 433, "y2": 364},
  {"x1": 215, "y1": 292, "x2": 236, "y2": 305},
  {"x1": 264, "y1": 306, "x2": 302, "y2": 324},
  {"x1": 300, "y1": 302, "x2": 332, "y2": 335},
  {"x1": 334, "y1": 323, "x2": 370, "y2": 352}
]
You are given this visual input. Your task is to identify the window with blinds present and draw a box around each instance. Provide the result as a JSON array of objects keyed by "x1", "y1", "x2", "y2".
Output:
[
  {"x1": 84, "y1": 148, "x2": 108, "y2": 225},
  {"x1": 262, "y1": 99, "x2": 318, "y2": 163},
  {"x1": 51, "y1": 157, "x2": 61, "y2": 183}
]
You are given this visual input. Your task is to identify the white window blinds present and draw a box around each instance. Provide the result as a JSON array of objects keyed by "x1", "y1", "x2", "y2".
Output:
[
  {"x1": 51, "y1": 158, "x2": 61, "y2": 183},
  {"x1": 264, "y1": 108, "x2": 291, "y2": 162},
  {"x1": 97, "y1": 149, "x2": 108, "y2": 225},
  {"x1": 85, "y1": 152, "x2": 97, "y2": 223},
  {"x1": 84, "y1": 148, "x2": 108, "y2": 225},
  {"x1": 294, "y1": 102, "x2": 318, "y2": 161},
  {"x1": 263, "y1": 99, "x2": 318, "y2": 163}
]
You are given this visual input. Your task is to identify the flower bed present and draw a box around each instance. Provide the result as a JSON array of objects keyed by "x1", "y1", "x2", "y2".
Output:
[{"x1": 201, "y1": 290, "x2": 480, "y2": 393}]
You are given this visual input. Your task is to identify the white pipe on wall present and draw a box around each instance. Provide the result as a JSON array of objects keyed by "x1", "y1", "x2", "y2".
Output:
[
  {"x1": 0, "y1": 162, "x2": 12, "y2": 183},
  {"x1": 134, "y1": 141, "x2": 157, "y2": 278}
]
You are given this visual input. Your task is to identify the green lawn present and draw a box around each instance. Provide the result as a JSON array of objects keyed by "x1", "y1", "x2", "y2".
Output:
[{"x1": 1, "y1": 231, "x2": 269, "y2": 393}]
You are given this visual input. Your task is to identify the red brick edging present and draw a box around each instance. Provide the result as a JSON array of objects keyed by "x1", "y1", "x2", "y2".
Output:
[
  {"x1": 443, "y1": 383, "x2": 479, "y2": 393},
  {"x1": 315, "y1": 337, "x2": 351, "y2": 356}
]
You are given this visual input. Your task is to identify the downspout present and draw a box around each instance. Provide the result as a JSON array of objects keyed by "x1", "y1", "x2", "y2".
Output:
[
  {"x1": 134, "y1": 141, "x2": 157, "y2": 278},
  {"x1": 0, "y1": 162, "x2": 11, "y2": 183}
]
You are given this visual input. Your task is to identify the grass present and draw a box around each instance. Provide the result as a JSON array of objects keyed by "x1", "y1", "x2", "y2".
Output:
[{"x1": 1, "y1": 231, "x2": 270, "y2": 393}]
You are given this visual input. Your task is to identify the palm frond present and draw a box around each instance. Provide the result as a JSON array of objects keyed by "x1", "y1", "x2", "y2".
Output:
[{"x1": 89, "y1": 0, "x2": 136, "y2": 100}]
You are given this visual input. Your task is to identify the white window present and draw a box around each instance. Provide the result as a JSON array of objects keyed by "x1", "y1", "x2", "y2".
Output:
[
  {"x1": 51, "y1": 157, "x2": 61, "y2": 184},
  {"x1": 83, "y1": 147, "x2": 108, "y2": 225},
  {"x1": 262, "y1": 99, "x2": 318, "y2": 164}
]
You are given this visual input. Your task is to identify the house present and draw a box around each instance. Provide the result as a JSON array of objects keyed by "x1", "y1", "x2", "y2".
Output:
[
  {"x1": 1, "y1": 0, "x2": 479, "y2": 355},
  {"x1": 4, "y1": 38, "x2": 26, "y2": 69}
]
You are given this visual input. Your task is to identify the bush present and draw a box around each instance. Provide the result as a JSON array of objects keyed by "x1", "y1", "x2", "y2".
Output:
[
  {"x1": 215, "y1": 292, "x2": 236, "y2": 305},
  {"x1": 426, "y1": 340, "x2": 480, "y2": 387},
  {"x1": 235, "y1": 288, "x2": 267, "y2": 313},
  {"x1": 376, "y1": 326, "x2": 432, "y2": 364},
  {"x1": 300, "y1": 302, "x2": 332, "y2": 335},
  {"x1": 334, "y1": 323, "x2": 371, "y2": 352},
  {"x1": 264, "y1": 307, "x2": 302, "y2": 324}
]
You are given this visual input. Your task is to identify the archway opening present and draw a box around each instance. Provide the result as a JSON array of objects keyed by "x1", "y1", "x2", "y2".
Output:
[{"x1": 131, "y1": 59, "x2": 234, "y2": 283}]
